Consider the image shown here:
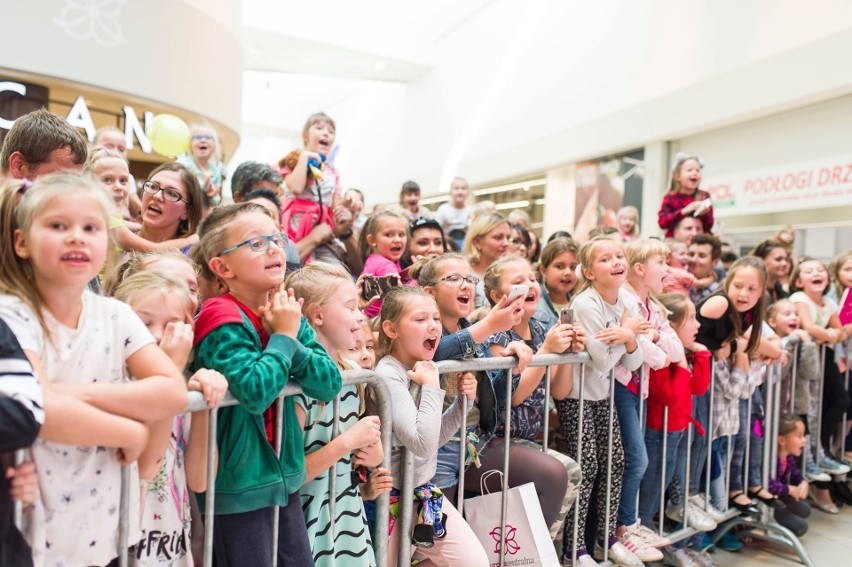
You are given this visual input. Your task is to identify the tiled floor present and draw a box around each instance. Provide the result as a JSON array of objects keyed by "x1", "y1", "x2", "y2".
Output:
[{"x1": 710, "y1": 504, "x2": 852, "y2": 566}]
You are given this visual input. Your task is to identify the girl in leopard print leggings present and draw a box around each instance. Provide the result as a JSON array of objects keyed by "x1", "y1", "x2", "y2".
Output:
[{"x1": 553, "y1": 236, "x2": 644, "y2": 565}]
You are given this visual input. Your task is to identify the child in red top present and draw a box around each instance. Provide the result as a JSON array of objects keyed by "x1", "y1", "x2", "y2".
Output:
[
  {"x1": 638, "y1": 292, "x2": 711, "y2": 532},
  {"x1": 658, "y1": 154, "x2": 714, "y2": 237}
]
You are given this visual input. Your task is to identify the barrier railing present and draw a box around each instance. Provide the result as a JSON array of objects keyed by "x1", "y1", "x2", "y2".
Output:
[
  {"x1": 390, "y1": 347, "x2": 822, "y2": 567},
  {"x1": 15, "y1": 338, "x2": 848, "y2": 567},
  {"x1": 107, "y1": 370, "x2": 392, "y2": 567},
  {"x1": 394, "y1": 352, "x2": 591, "y2": 567}
]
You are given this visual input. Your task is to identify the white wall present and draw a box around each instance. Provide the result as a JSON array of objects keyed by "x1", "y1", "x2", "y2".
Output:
[{"x1": 239, "y1": 0, "x2": 852, "y2": 208}]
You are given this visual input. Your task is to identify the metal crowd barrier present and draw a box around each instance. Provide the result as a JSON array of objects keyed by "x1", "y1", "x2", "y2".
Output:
[
  {"x1": 108, "y1": 370, "x2": 394, "y2": 567},
  {"x1": 394, "y1": 352, "x2": 591, "y2": 567},
  {"x1": 14, "y1": 339, "x2": 850, "y2": 567},
  {"x1": 391, "y1": 346, "x2": 829, "y2": 567}
]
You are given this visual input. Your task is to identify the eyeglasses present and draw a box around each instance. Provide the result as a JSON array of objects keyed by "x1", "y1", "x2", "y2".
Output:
[
  {"x1": 427, "y1": 273, "x2": 479, "y2": 287},
  {"x1": 217, "y1": 232, "x2": 287, "y2": 256},
  {"x1": 192, "y1": 134, "x2": 215, "y2": 142},
  {"x1": 142, "y1": 180, "x2": 189, "y2": 204}
]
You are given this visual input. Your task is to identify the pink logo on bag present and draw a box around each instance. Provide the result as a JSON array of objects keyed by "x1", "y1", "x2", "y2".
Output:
[{"x1": 489, "y1": 524, "x2": 520, "y2": 555}]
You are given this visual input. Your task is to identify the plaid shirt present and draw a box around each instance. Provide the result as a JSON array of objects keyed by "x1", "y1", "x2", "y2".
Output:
[{"x1": 658, "y1": 190, "x2": 714, "y2": 237}]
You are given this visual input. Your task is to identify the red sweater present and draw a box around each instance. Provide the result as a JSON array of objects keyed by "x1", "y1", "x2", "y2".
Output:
[{"x1": 646, "y1": 350, "x2": 711, "y2": 434}]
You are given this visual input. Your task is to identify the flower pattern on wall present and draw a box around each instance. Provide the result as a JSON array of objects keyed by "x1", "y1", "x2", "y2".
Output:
[{"x1": 54, "y1": 0, "x2": 126, "y2": 47}]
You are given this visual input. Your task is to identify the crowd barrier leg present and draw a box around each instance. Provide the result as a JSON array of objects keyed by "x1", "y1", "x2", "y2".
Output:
[
  {"x1": 328, "y1": 395, "x2": 341, "y2": 542},
  {"x1": 659, "y1": 406, "x2": 669, "y2": 537},
  {"x1": 118, "y1": 465, "x2": 130, "y2": 567},
  {"x1": 570, "y1": 364, "x2": 585, "y2": 566},
  {"x1": 13, "y1": 449, "x2": 24, "y2": 527},
  {"x1": 270, "y1": 396, "x2": 285, "y2": 564},
  {"x1": 498, "y1": 368, "x2": 512, "y2": 567},
  {"x1": 816, "y1": 345, "x2": 827, "y2": 462},
  {"x1": 705, "y1": 360, "x2": 714, "y2": 515},
  {"x1": 456, "y1": 395, "x2": 468, "y2": 516},
  {"x1": 789, "y1": 341, "x2": 798, "y2": 414},
  {"x1": 203, "y1": 405, "x2": 218, "y2": 567},
  {"x1": 542, "y1": 366, "x2": 551, "y2": 454},
  {"x1": 838, "y1": 341, "x2": 850, "y2": 459},
  {"x1": 396, "y1": 447, "x2": 415, "y2": 567},
  {"x1": 602, "y1": 369, "x2": 616, "y2": 564},
  {"x1": 743, "y1": 393, "x2": 753, "y2": 495}
]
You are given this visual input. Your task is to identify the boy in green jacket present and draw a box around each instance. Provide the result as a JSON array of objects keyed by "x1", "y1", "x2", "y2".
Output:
[{"x1": 193, "y1": 203, "x2": 341, "y2": 567}]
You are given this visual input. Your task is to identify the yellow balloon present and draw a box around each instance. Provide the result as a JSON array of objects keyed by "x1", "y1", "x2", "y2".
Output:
[{"x1": 147, "y1": 114, "x2": 191, "y2": 157}]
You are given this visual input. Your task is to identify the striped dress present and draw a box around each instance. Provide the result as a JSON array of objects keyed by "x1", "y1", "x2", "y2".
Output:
[{"x1": 296, "y1": 371, "x2": 376, "y2": 567}]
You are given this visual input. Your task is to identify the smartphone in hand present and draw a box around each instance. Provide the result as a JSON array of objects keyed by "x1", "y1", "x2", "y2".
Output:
[
  {"x1": 560, "y1": 308, "x2": 574, "y2": 325},
  {"x1": 506, "y1": 285, "x2": 529, "y2": 303},
  {"x1": 362, "y1": 275, "x2": 399, "y2": 300}
]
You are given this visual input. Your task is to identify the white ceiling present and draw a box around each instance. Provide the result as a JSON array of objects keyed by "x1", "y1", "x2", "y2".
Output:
[{"x1": 241, "y1": 0, "x2": 494, "y2": 82}]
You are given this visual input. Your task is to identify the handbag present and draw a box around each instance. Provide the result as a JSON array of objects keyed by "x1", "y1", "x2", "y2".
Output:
[{"x1": 463, "y1": 471, "x2": 560, "y2": 566}]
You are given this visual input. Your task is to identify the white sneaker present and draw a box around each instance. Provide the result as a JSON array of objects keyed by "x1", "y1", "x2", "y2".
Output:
[
  {"x1": 618, "y1": 529, "x2": 664, "y2": 562},
  {"x1": 686, "y1": 548, "x2": 718, "y2": 567},
  {"x1": 634, "y1": 522, "x2": 672, "y2": 548},
  {"x1": 594, "y1": 541, "x2": 643, "y2": 567},
  {"x1": 563, "y1": 553, "x2": 598, "y2": 566},
  {"x1": 663, "y1": 547, "x2": 700, "y2": 567},
  {"x1": 689, "y1": 493, "x2": 727, "y2": 523},
  {"x1": 665, "y1": 500, "x2": 717, "y2": 532}
]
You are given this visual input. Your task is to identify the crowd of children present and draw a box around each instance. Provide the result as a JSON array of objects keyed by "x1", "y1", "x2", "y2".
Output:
[{"x1": 2, "y1": 109, "x2": 852, "y2": 567}]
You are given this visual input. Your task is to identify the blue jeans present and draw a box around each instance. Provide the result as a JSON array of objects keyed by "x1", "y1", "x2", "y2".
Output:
[
  {"x1": 689, "y1": 392, "x2": 711, "y2": 494},
  {"x1": 638, "y1": 427, "x2": 684, "y2": 528},
  {"x1": 709, "y1": 436, "x2": 730, "y2": 511},
  {"x1": 433, "y1": 424, "x2": 486, "y2": 489},
  {"x1": 730, "y1": 392, "x2": 765, "y2": 492},
  {"x1": 614, "y1": 382, "x2": 648, "y2": 526}
]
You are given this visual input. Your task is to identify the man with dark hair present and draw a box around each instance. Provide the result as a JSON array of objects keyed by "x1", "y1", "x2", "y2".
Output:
[
  {"x1": 0, "y1": 109, "x2": 87, "y2": 179},
  {"x1": 688, "y1": 233, "x2": 723, "y2": 305},
  {"x1": 230, "y1": 161, "x2": 282, "y2": 202}
]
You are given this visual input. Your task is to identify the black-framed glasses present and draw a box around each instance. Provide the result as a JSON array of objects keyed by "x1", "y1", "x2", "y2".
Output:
[
  {"x1": 217, "y1": 232, "x2": 287, "y2": 256},
  {"x1": 427, "y1": 273, "x2": 479, "y2": 287},
  {"x1": 142, "y1": 180, "x2": 189, "y2": 204}
]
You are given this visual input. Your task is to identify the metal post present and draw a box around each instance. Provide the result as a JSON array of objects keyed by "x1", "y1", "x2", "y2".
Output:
[
  {"x1": 328, "y1": 394, "x2": 341, "y2": 541},
  {"x1": 638, "y1": 365, "x2": 646, "y2": 430},
  {"x1": 603, "y1": 368, "x2": 616, "y2": 564},
  {"x1": 13, "y1": 449, "x2": 24, "y2": 528},
  {"x1": 761, "y1": 361, "x2": 774, "y2": 496},
  {"x1": 659, "y1": 406, "x2": 669, "y2": 537},
  {"x1": 705, "y1": 359, "x2": 715, "y2": 512},
  {"x1": 203, "y1": 407, "x2": 218, "y2": 567},
  {"x1": 457, "y1": 395, "x2": 468, "y2": 515},
  {"x1": 572, "y1": 364, "x2": 585, "y2": 565},
  {"x1": 683, "y1": 422, "x2": 692, "y2": 532},
  {"x1": 841, "y1": 342, "x2": 851, "y2": 459},
  {"x1": 789, "y1": 340, "x2": 798, "y2": 414},
  {"x1": 542, "y1": 366, "x2": 551, "y2": 452},
  {"x1": 816, "y1": 344, "x2": 827, "y2": 463},
  {"x1": 499, "y1": 368, "x2": 512, "y2": 567},
  {"x1": 744, "y1": 392, "x2": 753, "y2": 494},
  {"x1": 271, "y1": 396, "x2": 285, "y2": 565},
  {"x1": 397, "y1": 447, "x2": 415, "y2": 567},
  {"x1": 771, "y1": 363, "x2": 783, "y2": 479},
  {"x1": 118, "y1": 465, "x2": 130, "y2": 567}
]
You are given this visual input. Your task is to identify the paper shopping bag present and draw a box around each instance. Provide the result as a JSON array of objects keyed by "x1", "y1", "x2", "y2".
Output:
[{"x1": 464, "y1": 480, "x2": 560, "y2": 566}]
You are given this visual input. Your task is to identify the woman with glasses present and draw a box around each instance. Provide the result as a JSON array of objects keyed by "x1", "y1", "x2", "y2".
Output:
[{"x1": 138, "y1": 163, "x2": 203, "y2": 255}]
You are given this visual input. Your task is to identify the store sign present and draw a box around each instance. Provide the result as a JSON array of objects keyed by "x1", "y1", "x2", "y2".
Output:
[
  {"x1": 0, "y1": 80, "x2": 153, "y2": 153},
  {"x1": 703, "y1": 154, "x2": 852, "y2": 217}
]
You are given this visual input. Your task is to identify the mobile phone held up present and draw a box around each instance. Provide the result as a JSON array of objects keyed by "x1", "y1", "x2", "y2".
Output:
[
  {"x1": 506, "y1": 284, "x2": 530, "y2": 304},
  {"x1": 362, "y1": 275, "x2": 399, "y2": 301},
  {"x1": 560, "y1": 308, "x2": 574, "y2": 325}
]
